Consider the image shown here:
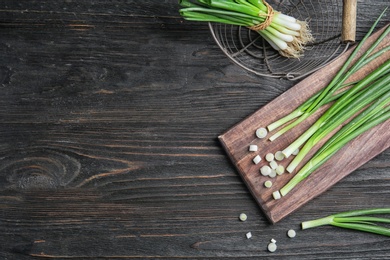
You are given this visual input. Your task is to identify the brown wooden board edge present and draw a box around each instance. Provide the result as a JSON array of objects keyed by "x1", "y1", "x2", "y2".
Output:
[
  {"x1": 218, "y1": 134, "x2": 276, "y2": 223},
  {"x1": 218, "y1": 24, "x2": 390, "y2": 224}
]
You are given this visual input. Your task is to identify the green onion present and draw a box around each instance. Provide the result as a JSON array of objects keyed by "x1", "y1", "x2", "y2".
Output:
[
  {"x1": 265, "y1": 153, "x2": 274, "y2": 162},
  {"x1": 301, "y1": 208, "x2": 390, "y2": 237},
  {"x1": 287, "y1": 229, "x2": 296, "y2": 238},
  {"x1": 284, "y1": 63, "x2": 390, "y2": 173},
  {"x1": 316, "y1": 94, "x2": 390, "y2": 156},
  {"x1": 267, "y1": 242, "x2": 277, "y2": 252},
  {"x1": 239, "y1": 213, "x2": 248, "y2": 221},
  {"x1": 179, "y1": 0, "x2": 314, "y2": 58},
  {"x1": 274, "y1": 151, "x2": 284, "y2": 161},
  {"x1": 255, "y1": 127, "x2": 268, "y2": 138},
  {"x1": 260, "y1": 165, "x2": 271, "y2": 176},
  {"x1": 280, "y1": 88, "x2": 390, "y2": 196},
  {"x1": 267, "y1": 9, "x2": 390, "y2": 134},
  {"x1": 248, "y1": 144, "x2": 258, "y2": 152},
  {"x1": 269, "y1": 160, "x2": 278, "y2": 169},
  {"x1": 252, "y1": 154, "x2": 261, "y2": 164},
  {"x1": 262, "y1": 9, "x2": 390, "y2": 197},
  {"x1": 264, "y1": 180, "x2": 273, "y2": 188},
  {"x1": 275, "y1": 165, "x2": 284, "y2": 175}
]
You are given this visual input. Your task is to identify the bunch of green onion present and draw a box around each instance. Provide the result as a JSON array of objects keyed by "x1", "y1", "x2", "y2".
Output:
[
  {"x1": 302, "y1": 208, "x2": 390, "y2": 237},
  {"x1": 267, "y1": 9, "x2": 390, "y2": 198},
  {"x1": 179, "y1": 0, "x2": 314, "y2": 58}
]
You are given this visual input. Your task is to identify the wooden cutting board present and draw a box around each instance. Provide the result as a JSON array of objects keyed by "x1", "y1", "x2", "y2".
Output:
[{"x1": 219, "y1": 25, "x2": 390, "y2": 224}]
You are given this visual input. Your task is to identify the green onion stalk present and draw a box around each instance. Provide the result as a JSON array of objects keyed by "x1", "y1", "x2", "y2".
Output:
[
  {"x1": 283, "y1": 61, "x2": 390, "y2": 174},
  {"x1": 279, "y1": 84, "x2": 390, "y2": 196},
  {"x1": 267, "y1": 9, "x2": 390, "y2": 137},
  {"x1": 179, "y1": 0, "x2": 314, "y2": 58},
  {"x1": 269, "y1": 9, "x2": 390, "y2": 197},
  {"x1": 301, "y1": 208, "x2": 390, "y2": 237}
]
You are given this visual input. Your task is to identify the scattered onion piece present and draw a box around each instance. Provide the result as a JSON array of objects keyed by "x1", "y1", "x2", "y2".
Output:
[
  {"x1": 249, "y1": 144, "x2": 258, "y2": 152},
  {"x1": 287, "y1": 229, "x2": 296, "y2": 238},
  {"x1": 260, "y1": 165, "x2": 272, "y2": 176},
  {"x1": 256, "y1": 127, "x2": 268, "y2": 138},
  {"x1": 273, "y1": 191, "x2": 281, "y2": 200},
  {"x1": 270, "y1": 160, "x2": 278, "y2": 169},
  {"x1": 265, "y1": 153, "x2": 274, "y2": 162},
  {"x1": 276, "y1": 165, "x2": 285, "y2": 175},
  {"x1": 239, "y1": 213, "x2": 247, "y2": 222},
  {"x1": 253, "y1": 155, "x2": 261, "y2": 164},
  {"x1": 275, "y1": 151, "x2": 285, "y2": 161},
  {"x1": 267, "y1": 242, "x2": 277, "y2": 252},
  {"x1": 264, "y1": 180, "x2": 273, "y2": 188}
]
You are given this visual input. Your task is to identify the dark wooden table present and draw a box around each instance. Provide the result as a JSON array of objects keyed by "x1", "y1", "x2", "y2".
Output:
[{"x1": 1, "y1": 1, "x2": 389, "y2": 259}]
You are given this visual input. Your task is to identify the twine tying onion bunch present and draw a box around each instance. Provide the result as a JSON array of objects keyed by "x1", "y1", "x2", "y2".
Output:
[{"x1": 179, "y1": 0, "x2": 315, "y2": 58}]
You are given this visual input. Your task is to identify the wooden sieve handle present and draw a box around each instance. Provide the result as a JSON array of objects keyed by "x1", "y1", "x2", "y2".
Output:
[{"x1": 342, "y1": 0, "x2": 357, "y2": 43}]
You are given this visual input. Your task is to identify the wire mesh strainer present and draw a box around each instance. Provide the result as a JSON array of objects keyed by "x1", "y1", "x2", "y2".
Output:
[{"x1": 209, "y1": 0, "x2": 353, "y2": 80}]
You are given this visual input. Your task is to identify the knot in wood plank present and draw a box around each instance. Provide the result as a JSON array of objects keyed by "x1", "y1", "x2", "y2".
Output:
[{"x1": 0, "y1": 149, "x2": 80, "y2": 190}]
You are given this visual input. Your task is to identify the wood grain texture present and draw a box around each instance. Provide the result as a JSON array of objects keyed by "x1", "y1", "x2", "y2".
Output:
[
  {"x1": 0, "y1": 0, "x2": 389, "y2": 259},
  {"x1": 219, "y1": 26, "x2": 390, "y2": 223}
]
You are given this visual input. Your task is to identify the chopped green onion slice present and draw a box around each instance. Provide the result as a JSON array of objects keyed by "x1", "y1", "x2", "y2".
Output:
[
  {"x1": 276, "y1": 165, "x2": 285, "y2": 175},
  {"x1": 287, "y1": 229, "x2": 296, "y2": 238},
  {"x1": 275, "y1": 151, "x2": 285, "y2": 161},
  {"x1": 267, "y1": 242, "x2": 277, "y2": 252},
  {"x1": 239, "y1": 213, "x2": 248, "y2": 221},
  {"x1": 249, "y1": 144, "x2": 258, "y2": 152},
  {"x1": 260, "y1": 165, "x2": 272, "y2": 176},
  {"x1": 269, "y1": 160, "x2": 278, "y2": 169},
  {"x1": 269, "y1": 169, "x2": 277, "y2": 178},
  {"x1": 272, "y1": 191, "x2": 281, "y2": 200},
  {"x1": 256, "y1": 127, "x2": 268, "y2": 138},
  {"x1": 264, "y1": 180, "x2": 273, "y2": 188},
  {"x1": 253, "y1": 155, "x2": 261, "y2": 164},
  {"x1": 265, "y1": 153, "x2": 275, "y2": 162}
]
